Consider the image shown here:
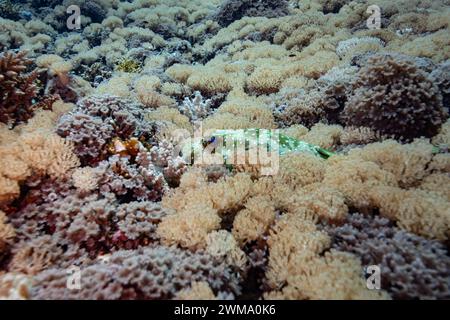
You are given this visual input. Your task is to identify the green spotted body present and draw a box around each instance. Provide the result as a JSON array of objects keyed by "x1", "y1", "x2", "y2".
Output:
[{"x1": 205, "y1": 128, "x2": 334, "y2": 160}]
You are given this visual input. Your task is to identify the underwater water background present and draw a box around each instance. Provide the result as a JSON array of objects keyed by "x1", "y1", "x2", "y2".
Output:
[{"x1": 0, "y1": 0, "x2": 449, "y2": 300}]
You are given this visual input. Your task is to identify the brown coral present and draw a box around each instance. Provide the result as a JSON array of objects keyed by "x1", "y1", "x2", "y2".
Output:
[
  {"x1": 0, "y1": 51, "x2": 39, "y2": 126},
  {"x1": 0, "y1": 210, "x2": 15, "y2": 256}
]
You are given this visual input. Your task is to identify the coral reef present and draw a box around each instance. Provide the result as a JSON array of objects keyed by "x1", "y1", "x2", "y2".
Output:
[{"x1": 0, "y1": 0, "x2": 449, "y2": 301}]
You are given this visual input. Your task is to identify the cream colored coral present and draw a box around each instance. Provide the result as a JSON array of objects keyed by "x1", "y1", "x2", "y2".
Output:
[
  {"x1": 137, "y1": 90, "x2": 175, "y2": 108},
  {"x1": 176, "y1": 282, "x2": 216, "y2": 300},
  {"x1": 72, "y1": 167, "x2": 99, "y2": 192},
  {"x1": 101, "y1": 16, "x2": 124, "y2": 30},
  {"x1": 206, "y1": 230, "x2": 246, "y2": 269},
  {"x1": 265, "y1": 250, "x2": 391, "y2": 300},
  {"x1": 18, "y1": 132, "x2": 80, "y2": 177},
  {"x1": 274, "y1": 153, "x2": 326, "y2": 191},
  {"x1": 187, "y1": 67, "x2": 233, "y2": 95},
  {"x1": 419, "y1": 173, "x2": 450, "y2": 201},
  {"x1": 45, "y1": 135, "x2": 80, "y2": 177},
  {"x1": 0, "y1": 120, "x2": 80, "y2": 203},
  {"x1": 281, "y1": 125, "x2": 309, "y2": 140},
  {"x1": 0, "y1": 155, "x2": 30, "y2": 181},
  {"x1": 8, "y1": 242, "x2": 56, "y2": 275},
  {"x1": 96, "y1": 74, "x2": 133, "y2": 97},
  {"x1": 135, "y1": 75, "x2": 161, "y2": 92},
  {"x1": 340, "y1": 126, "x2": 380, "y2": 146},
  {"x1": 0, "y1": 273, "x2": 31, "y2": 300},
  {"x1": 134, "y1": 74, "x2": 176, "y2": 108},
  {"x1": 0, "y1": 176, "x2": 20, "y2": 204},
  {"x1": 157, "y1": 203, "x2": 220, "y2": 249},
  {"x1": 265, "y1": 214, "x2": 330, "y2": 289},
  {"x1": 0, "y1": 124, "x2": 19, "y2": 144},
  {"x1": 207, "y1": 173, "x2": 253, "y2": 212},
  {"x1": 159, "y1": 173, "x2": 253, "y2": 249},
  {"x1": 233, "y1": 195, "x2": 276, "y2": 244},
  {"x1": 324, "y1": 158, "x2": 397, "y2": 210},
  {"x1": 203, "y1": 113, "x2": 258, "y2": 131},
  {"x1": 387, "y1": 29, "x2": 450, "y2": 62},
  {"x1": 294, "y1": 184, "x2": 349, "y2": 223},
  {"x1": 432, "y1": 119, "x2": 450, "y2": 149},
  {"x1": 246, "y1": 66, "x2": 285, "y2": 94},
  {"x1": 146, "y1": 106, "x2": 192, "y2": 131},
  {"x1": 371, "y1": 186, "x2": 450, "y2": 240},
  {"x1": 428, "y1": 153, "x2": 450, "y2": 173},
  {"x1": 35, "y1": 54, "x2": 72, "y2": 76},
  {"x1": 215, "y1": 97, "x2": 276, "y2": 129},
  {"x1": 19, "y1": 110, "x2": 57, "y2": 133},
  {"x1": 348, "y1": 139, "x2": 434, "y2": 188},
  {"x1": 301, "y1": 123, "x2": 343, "y2": 149},
  {"x1": 166, "y1": 64, "x2": 195, "y2": 83},
  {"x1": 0, "y1": 211, "x2": 15, "y2": 253}
]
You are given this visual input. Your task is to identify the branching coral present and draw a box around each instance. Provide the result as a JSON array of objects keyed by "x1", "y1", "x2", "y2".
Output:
[
  {"x1": 56, "y1": 95, "x2": 156, "y2": 165},
  {"x1": 342, "y1": 53, "x2": 448, "y2": 141},
  {"x1": 10, "y1": 191, "x2": 170, "y2": 259},
  {"x1": 178, "y1": 91, "x2": 212, "y2": 121},
  {"x1": 30, "y1": 244, "x2": 241, "y2": 300},
  {"x1": 326, "y1": 213, "x2": 450, "y2": 299},
  {"x1": 96, "y1": 154, "x2": 168, "y2": 202},
  {"x1": 213, "y1": 0, "x2": 289, "y2": 27},
  {"x1": 0, "y1": 51, "x2": 39, "y2": 126}
]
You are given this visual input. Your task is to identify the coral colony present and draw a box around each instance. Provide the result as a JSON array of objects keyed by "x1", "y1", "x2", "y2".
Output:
[{"x1": 0, "y1": 0, "x2": 449, "y2": 300}]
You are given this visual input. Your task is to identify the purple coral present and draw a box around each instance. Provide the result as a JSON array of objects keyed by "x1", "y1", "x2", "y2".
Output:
[
  {"x1": 10, "y1": 191, "x2": 169, "y2": 264},
  {"x1": 57, "y1": 112, "x2": 114, "y2": 164},
  {"x1": 56, "y1": 95, "x2": 157, "y2": 165},
  {"x1": 342, "y1": 53, "x2": 448, "y2": 141},
  {"x1": 430, "y1": 60, "x2": 450, "y2": 110},
  {"x1": 96, "y1": 154, "x2": 167, "y2": 202},
  {"x1": 30, "y1": 245, "x2": 242, "y2": 300},
  {"x1": 214, "y1": 0, "x2": 289, "y2": 27},
  {"x1": 324, "y1": 213, "x2": 450, "y2": 299}
]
